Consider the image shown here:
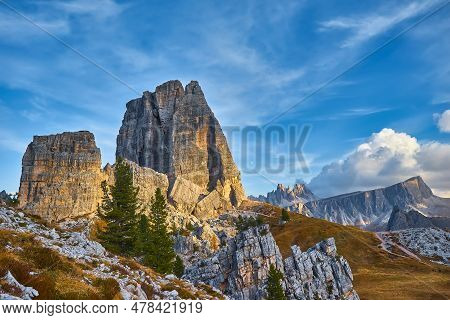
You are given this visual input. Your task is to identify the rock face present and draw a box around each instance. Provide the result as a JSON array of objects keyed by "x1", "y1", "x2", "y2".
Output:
[
  {"x1": 18, "y1": 131, "x2": 104, "y2": 222},
  {"x1": 116, "y1": 80, "x2": 245, "y2": 217},
  {"x1": 103, "y1": 160, "x2": 169, "y2": 207},
  {"x1": 304, "y1": 176, "x2": 450, "y2": 230},
  {"x1": 184, "y1": 225, "x2": 358, "y2": 300},
  {"x1": 250, "y1": 183, "x2": 316, "y2": 212},
  {"x1": 386, "y1": 207, "x2": 450, "y2": 231}
]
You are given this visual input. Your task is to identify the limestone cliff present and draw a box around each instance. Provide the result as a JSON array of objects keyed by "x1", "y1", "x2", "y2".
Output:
[
  {"x1": 18, "y1": 131, "x2": 103, "y2": 222},
  {"x1": 116, "y1": 80, "x2": 245, "y2": 217}
]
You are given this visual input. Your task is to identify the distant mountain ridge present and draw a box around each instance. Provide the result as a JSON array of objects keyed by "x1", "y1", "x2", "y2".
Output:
[
  {"x1": 249, "y1": 183, "x2": 317, "y2": 212},
  {"x1": 386, "y1": 207, "x2": 450, "y2": 231},
  {"x1": 303, "y1": 176, "x2": 450, "y2": 230}
]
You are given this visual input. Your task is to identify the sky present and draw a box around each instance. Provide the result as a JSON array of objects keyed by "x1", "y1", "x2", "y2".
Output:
[{"x1": 0, "y1": 0, "x2": 449, "y2": 198}]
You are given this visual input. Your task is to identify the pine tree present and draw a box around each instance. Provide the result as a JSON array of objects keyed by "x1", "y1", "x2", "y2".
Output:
[
  {"x1": 266, "y1": 264, "x2": 286, "y2": 300},
  {"x1": 281, "y1": 208, "x2": 290, "y2": 222},
  {"x1": 173, "y1": 256, "x2": 185, "y2": 278},
  {"x1": 134, "y1": 214, "x2": 151, "y2": 256},
  {"x1": 145, "y1": 188, "x2": 176, "y2": 274},
  {"x1": 98, "y1": 157, "x2": 139, "y2": 255}
]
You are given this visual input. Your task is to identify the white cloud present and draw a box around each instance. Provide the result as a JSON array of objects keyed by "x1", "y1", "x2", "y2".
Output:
[
  {"x1": 435, "y1": 109, "x2": 450, "y2": 132},
  {"x1": 308, "y1": 128, "x2": 450, "y2": 197},
  {"x1": 319, "y1": 1, "x2": 437, "y2": 47}
]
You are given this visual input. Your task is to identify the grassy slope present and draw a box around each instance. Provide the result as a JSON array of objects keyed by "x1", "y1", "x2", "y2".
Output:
[
  {"x1": 241, "y1": 200, "x2": 450, "y2": 300},
  {"x1": 0, "y1": 227, "x2": 222, "y2": 300}
]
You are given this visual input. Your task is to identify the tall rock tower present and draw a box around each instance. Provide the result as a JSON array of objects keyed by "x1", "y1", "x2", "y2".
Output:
[
  {"x1": 116, "y1": 80, "x2": 245, "y2": 217},
  {"x1": 18, "y1": 131, "x2": 104, "y2": 222}
]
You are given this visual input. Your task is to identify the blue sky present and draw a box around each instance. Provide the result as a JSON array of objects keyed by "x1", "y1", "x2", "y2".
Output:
[{"x1": 0, "y1": 0, "x2": 449, "y2": 198}]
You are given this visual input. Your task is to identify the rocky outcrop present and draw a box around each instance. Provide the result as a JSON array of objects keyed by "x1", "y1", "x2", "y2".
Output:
[
  {"x1": 0, "y1": 191, "x2": 10, "y2": 202},
  {"x1": 283, "y1": 238, "x2": 358, "y2": 300},
  {"x1": 386, "y1": 207, "x2": 450, "y2": 231},
  {"x1": 103, "y1": 160, "x2": 169, "y2": 207},
  {"x1": 0, "y1": 207, "x2": 224, "y2": 300},
  {"x1": 116, "y1": 80, "x2": 245, "y2": 218},
  {"x1": 0, "y1": 191, "x2": 10, "y2": 206},
  {"x1": 184, "y1": 225, "x2": 358, "y2": 300},
  {"x1": 18, "y1": 132, "x2": 104, "y2": 222},
  {"x1": 304, "y1": 176, "x2": 450, "y2": 230},
  {"x1": 250, "y1": 183, "x2": 316, "y2": 212}
]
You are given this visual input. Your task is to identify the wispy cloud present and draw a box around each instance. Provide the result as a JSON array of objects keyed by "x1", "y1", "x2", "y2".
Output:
[
  {"x1": 45, "y1": 0, "x2": 125, "y2": 19},
  {"x1": 311, "y1": 106, "x2": 392, "y2": 121},
  {"x1": 318, "y1": 1, "x2": 438, "y2": 47},
  {"x1": 0, "y1": 10, "x2": 70, "y2": 42}
]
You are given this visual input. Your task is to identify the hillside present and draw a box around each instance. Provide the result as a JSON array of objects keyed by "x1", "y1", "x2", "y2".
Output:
[
  {"x1": 241, "y1": 200, "x2": 450, "y2": 299},
  {"x1": 0, "y1": 207, "x2": 223, "y2": 300}
]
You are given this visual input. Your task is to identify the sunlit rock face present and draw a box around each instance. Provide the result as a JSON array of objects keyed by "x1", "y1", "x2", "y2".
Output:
[
  {"x1": 116, "y1": 80, "x2": 245, "y2": 218},
  {"x1": 18, "y1": 131, "x2": 104, "y2": 222}
]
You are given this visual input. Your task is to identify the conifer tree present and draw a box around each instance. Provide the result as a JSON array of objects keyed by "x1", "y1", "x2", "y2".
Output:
[
  {"x1": 145, "y1": 188, "x2": 175, "y2": 274},
  {"x1": 98, "y1": 157, "x2": 139, "y2": 255},
  {"x1": 266, "y1": 264, "x2": 286, "y2": 300},
  {"x1": 281, "y1": 208, "x2": 290, "y2": 222},
  {"x1": 173, "y1": 256, "x2": 185, "y2": 278},
  {"x1": 134, "y1": 214, "x2": 151, "y2": 256}
]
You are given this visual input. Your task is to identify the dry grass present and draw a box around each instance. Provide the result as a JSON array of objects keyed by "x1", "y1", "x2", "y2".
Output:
[
  {"x1": 241, "y1": 201, "x2": 450, "y2": 300},
  {"x1": 92, "y1": 278, "x2": 121, "y2": 300},
  {"x1": 0, "y1": 229, "x2": 123, "y2": 300}
]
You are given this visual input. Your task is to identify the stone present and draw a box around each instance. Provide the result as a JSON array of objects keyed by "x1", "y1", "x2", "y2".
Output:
[
  {"x1": 184, "y1": 225, "x2": 358, "y2": 300},
  {"x1": 116, "y1": 80, "x2": 245, "y2": 217},
  {"x1": 18, "y1": 131, "x2": 104, "y2": 222},
  {"x1": 169, "y1": 177, "x2": 203, "y2": 213},
  {"x1": 194, "y1": 190, "x2": 225, "y2": 219}
]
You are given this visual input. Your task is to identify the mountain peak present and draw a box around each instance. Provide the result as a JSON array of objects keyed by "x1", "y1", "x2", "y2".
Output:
[{"x1": 400, "y1": 176, "x2": 433, "y2": 199}]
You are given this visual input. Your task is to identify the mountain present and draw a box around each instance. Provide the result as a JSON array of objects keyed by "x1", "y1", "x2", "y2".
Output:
[
  {"x1": 17, "y1": 80, "x2": 246, "y2": 222},
  {"x1": 386, "y1": 207, "x2": 450, "y2": 231},
  {"x1": 116, "y1": 80, "x2": 245, "y2": 217},
  {"x1": 250, "y1": 183, "x2": 317, "y2": 212},
  {"x1": 303, "y1": 176, "x2": 450, "y2": 230}
]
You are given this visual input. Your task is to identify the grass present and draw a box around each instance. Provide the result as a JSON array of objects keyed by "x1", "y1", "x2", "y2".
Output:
[
  {"x1": 0, "y1": 229, "x2": 121, "y2": 299},
  {"x1": 0, "y1": 227, "x2": 223, "y2": 300},
  {"x1": 241, "y1": 201, "x2": 450, "y2": 300}
]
